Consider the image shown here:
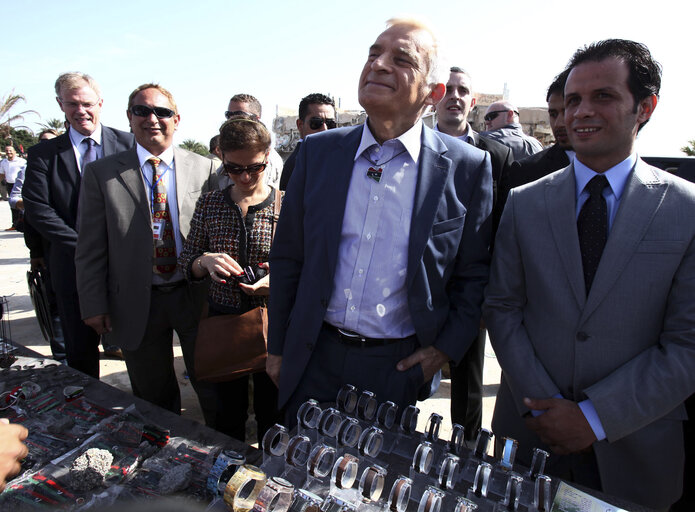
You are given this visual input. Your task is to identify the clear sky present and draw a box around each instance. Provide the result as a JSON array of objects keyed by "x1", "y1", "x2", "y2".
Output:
[{"x1": 3, "y1": 0, "x2": 693, "y2": 156}]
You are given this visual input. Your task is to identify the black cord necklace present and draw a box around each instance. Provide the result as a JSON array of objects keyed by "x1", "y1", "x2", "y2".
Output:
[{"x1": 362, "y1": 147, "x2": 407, "y2": 183}]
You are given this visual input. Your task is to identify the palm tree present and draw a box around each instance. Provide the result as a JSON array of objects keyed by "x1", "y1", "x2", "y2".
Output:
[
  {"x1": 38, "y1": 118, "x2": 66, "y2": 134},
  {"x1": 179, "y1": 139, "x2": 209, "y2": 157},
  {"x1": 0, "y1": 90, "x2": 38, "y2": 140}
]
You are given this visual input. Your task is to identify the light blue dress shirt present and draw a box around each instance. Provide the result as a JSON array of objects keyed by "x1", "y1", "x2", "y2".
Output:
[{"x1": 324, "y1": 121, "x2": 423, "y2": 338}]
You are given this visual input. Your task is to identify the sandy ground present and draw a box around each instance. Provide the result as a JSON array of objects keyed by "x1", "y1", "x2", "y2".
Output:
[{"x1": 0, "y1": 203, "x2": 501, "y2": 444}]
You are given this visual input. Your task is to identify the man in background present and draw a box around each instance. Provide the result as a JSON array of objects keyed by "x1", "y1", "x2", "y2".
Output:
[
  {"x1": 482, "y1": 100, "x2": 543, "y2": 159},
  {"x1": 279, "y1": 93, "x2": 337, "y2": 190}
]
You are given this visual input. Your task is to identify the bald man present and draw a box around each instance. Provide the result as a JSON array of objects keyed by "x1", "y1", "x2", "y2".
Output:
[{"x1": 482, "y1": 100, "x2": 542, "y2": 159}]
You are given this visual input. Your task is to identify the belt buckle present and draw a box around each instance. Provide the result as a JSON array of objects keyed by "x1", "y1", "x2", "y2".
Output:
[{"x1": 336, "y1": 327, "x2": 367, "y2": 346}]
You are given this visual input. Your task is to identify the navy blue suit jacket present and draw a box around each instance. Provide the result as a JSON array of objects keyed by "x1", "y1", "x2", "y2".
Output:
[{"x1": 269, "y1": 124, "x2": 493, "y2": 407}]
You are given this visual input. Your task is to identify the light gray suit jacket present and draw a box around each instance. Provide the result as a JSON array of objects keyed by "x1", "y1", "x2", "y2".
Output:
[
  {"x1": 75, "y1": 147, "x2": 217, "y2": 350},
  {"x1": 483, "y1": 159, "x2": 695, "y2": 509}
]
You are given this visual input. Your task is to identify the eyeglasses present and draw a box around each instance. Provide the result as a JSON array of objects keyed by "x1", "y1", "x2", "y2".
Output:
[
  {"x1": 130, "y1": 104, "x2": 176, "y2": 119},
  {"x1": 308, "y1": 117, "x2": 337, "y2": 130},
  {"x1": 58, "y1": 99, "x2": 99, "y2": 110},
  {"x1": 225, "y1": 110, "x2": 259, "y2": 121},
  {"x1": 222, "y1": 160, "x2": 268, "y2": 175},
  {"x1": 484, "y1": 110, "x2": 518, "y2": 122}
]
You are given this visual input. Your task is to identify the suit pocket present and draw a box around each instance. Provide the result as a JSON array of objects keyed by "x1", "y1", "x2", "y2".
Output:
[
  {"x1": 432, "y1": 215, "x2": 465, "y2": 236},
  {"x1": 635, "y1": 240, "x2": 684, "y2": 253}
]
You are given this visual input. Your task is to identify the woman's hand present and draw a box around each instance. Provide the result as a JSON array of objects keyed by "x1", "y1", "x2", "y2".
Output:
[
  {"x1": 239, "y1": 262, "x2": 269, "y2": 296},
  {"x1": 196, "y1": 253, "x2": 243, "y2": 283}
]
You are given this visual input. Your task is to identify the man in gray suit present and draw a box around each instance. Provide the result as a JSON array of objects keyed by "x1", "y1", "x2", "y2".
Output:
[
  {"x1": 484, "y1": 39, "x2": 695, "y2": 509},
  {"x1": 75, "y1": 84, "x2": 217, "y2": 422}
]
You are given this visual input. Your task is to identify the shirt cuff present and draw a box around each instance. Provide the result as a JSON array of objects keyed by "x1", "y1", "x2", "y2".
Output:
[{"x1": 578, "y1": 399, "x2": 607, "y2": 441}]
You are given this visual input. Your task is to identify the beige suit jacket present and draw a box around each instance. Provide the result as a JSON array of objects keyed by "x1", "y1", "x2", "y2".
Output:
[{"x1": 75, "y1": 146, "x2": 217, "y2": 350}]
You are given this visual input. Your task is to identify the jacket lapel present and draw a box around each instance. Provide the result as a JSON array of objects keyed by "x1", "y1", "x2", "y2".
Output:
[
  {"x1": 406, "y1": 127, "x2": 451, "y2": 289},
  {"x1": 324, "y1": 127, "x2": 363, "y2": 280},
  {"x1": 118, "y1": 149, "x2": 151, "y2": 224},
  {"x1": 56, "y1": 134, "x2": 80, "y2": 187},
  {"x1": 173, "y1": 147, "x2": 191, "y2": 220},
  {"x1": 580, "y1": 160, "x2": 667, "y2": 322},
  {"x1": 546, "y1": 164, "x2": 586, "y2": 307}
]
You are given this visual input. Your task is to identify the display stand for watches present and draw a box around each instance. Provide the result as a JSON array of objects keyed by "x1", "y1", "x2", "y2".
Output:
[
  {"x1": 464, "y1": 461, "x2": 496, "y2": 511},
  {"x1": 301, "y1": 442, "x2": 337, "y2": 496},
  {"x1": 447, "y1": 424, "x2": 469, "y2": 458},
  {"x1": 386, "y1": 475, "x2": 413, "y2": 512},
  {"x1": 336, "y1": 384, "x2": 359, "y2": 416},
  {"x1": 485, "y1": 437, "x2": 521, "y2": 499},
  {"x1": 493, "y1": 472, "x2": 523, "y2": 511},
  {"x1": 375, "y1": 401, "x2": 399, "y2": 454},
  {"x1": 527, "y1": 474, "x2": 552, "y2": 512},
  {"x1": 392, "y1": 405, "x2": 420, "y2": 457},
  {"x1": 518, "y1": 448, "x2": 550, "y2": 510},
  {"x1": 327, "y1": 452, "x2": 361, "y2": 506},
  {"x1": 460, "y1": 428, "x2": 494, "y2": 484},
  {"x1": 417, "y1": 485, "x2": 447, "y2": 512},
  {"x1": 407, "y1": 440, "x2": 439, "y2": 501},
  {"x1": 281, "y1": 433, "x2": 313, "y2": 487},
  {"x1": 252, "y1": 476, "x2": 295, "y2": 512},
  {"x1": 288, "y1": 488, "x2": 324, "y2": 512},
  {"x1": 296, "y1": 399, "x2": 323, "y2": 445},
  {"x1": 260, "y1": 424, "x2": 291, "y2": 479}
]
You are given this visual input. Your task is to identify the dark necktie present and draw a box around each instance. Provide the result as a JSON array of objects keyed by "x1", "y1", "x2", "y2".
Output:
[
  {"x1": 150, "y1": 157, "x2": 177, "y2": 278},
  {"x1": 577, "y1": 174, "x2": 609, "y2": 294},
  {"x1": 82, "y1": 137, "x2": 97, "y2": 169}
]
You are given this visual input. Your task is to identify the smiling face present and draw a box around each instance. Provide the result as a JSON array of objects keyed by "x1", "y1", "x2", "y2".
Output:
[
  {"x1": 564, "y1": 57, "x2": 656, "y2": 172},
  {"x1": 358, "y1": 24, "x2": 438, "y2": 128},
  {"x1": 436, "y1": 71, "x2": 475, "y2": 136},
  {"x1": 4, "y1": 146, "x2": 16, "y2": 160},
  {"x1": 547, "y1": 91, "x2": 570, "y2": 148},
  {"x1": 127, "y1": 87, "x2": 180, "y2": 156},
  {"x1": 57, "y1": 81, "x2": 103, "y2": 136}
]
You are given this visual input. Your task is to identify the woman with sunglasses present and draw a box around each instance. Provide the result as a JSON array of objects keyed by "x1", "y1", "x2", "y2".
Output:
[{"x1": 179, "y1": 114, "x2": 280, "y2": 442}]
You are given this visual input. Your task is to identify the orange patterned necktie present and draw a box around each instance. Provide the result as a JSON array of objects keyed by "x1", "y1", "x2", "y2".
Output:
[{"x1": 150, "y1": 157, "x2": 177, "y2": 278}]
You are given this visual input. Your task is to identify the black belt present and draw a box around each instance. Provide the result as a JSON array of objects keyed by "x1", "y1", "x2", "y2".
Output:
[
  {"x1": 152, "y1": 280, "x2": 186, "y2": 293},
  {"x1": 323, "y1": 322, "x2": 412, "y2": 348}
]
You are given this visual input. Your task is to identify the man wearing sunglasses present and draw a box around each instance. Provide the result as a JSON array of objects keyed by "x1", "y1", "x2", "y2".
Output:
[
  {"x1": 269, "y1": 18, "x2": 492, "y2": 426},
  {"x1": 219, "y1": 93, "x2": 284, "y2": 190},
  {"x1": 279, "y1": 93, "x2": 337, "y2": 191},
  {"x1": 75, "y1": 84, "x2": 218, "y2": 424},
  {"x1": 23, "y1": 72, "x2": 135, "y2": 378},
  {"x1": 481, "y1": 100, "x2": 543, "y2": 160}
]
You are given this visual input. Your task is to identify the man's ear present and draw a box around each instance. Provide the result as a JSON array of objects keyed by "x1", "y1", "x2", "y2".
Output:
[{"x1": 637, "y1": 94, "x2": 657, "y2": 125}]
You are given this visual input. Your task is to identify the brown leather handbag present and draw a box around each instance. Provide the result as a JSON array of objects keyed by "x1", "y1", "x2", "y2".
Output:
[{"x1": 193, "y1": 190, "x2": 281, "y2": 383}]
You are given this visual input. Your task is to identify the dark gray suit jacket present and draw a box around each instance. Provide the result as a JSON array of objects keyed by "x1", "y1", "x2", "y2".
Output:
[
  {"x1": 23, "y1": 127, "x2": 134, "y2": 296},
  {"x1": 269, "y1": 124, "x2": 493, "y2": 407}
]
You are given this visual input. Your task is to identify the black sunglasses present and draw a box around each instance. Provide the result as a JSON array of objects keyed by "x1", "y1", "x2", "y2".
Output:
[
  {"x1": 223, "y1": 161, "x2": 268, "y2": 175},
  {"x1": 130, "y1": 104, "x2": 176, "y2": 119},
  {"x1": 308, "y1": 117, "x2": 337, "y2": 130},
  {"x1": 225, "y1": 110, "x2": 259, "y2": 121},
  {"x1": 484, "y1": 109, "x2": 518, "y2": 122}
]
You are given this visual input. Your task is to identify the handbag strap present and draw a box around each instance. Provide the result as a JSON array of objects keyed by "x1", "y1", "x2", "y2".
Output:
[{"x1": 271, "y1": 189, "x2": 282, "y2": 243}]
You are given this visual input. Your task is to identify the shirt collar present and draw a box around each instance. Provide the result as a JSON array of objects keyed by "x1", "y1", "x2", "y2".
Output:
[
  {"x1": 434, "y1": 123, "x2": 473, "y2": 143},
  {"x1": 355, "y1": 119, "x2": 423, "y2": 163},
  {"x1": 574, "y1": 153, "x2": 637, "y2": 200},
  {"x1": 68, "y1": 124, "x2": 103, "y2": 147},
  {"x1": 136, "y1": 143, "x2": 175, "y2": 169}
]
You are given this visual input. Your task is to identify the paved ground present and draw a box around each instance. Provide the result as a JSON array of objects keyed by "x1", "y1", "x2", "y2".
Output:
[{"x1": 0, "y1": 204, "x2": 502, "y2": 444}]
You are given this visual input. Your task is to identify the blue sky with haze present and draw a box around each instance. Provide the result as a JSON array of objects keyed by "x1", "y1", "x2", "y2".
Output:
[{"x1": 3, "y1": 0, "x2": 692, "y2": 155}]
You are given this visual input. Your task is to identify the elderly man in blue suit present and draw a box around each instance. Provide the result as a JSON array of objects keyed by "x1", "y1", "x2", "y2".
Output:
[{"x1": 268, "y1": 18, "x2": 493, "y2": 422}]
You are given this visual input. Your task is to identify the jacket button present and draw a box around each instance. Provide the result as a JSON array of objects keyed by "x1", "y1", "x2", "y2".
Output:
[{"x1": 576, "y1": 331, "x2": 589, "y2": 341}]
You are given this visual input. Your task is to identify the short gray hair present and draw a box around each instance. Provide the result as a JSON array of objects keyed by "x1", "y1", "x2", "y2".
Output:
[{"x1": 55, "y1": 72, "x2": 101, "y2": 99}]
